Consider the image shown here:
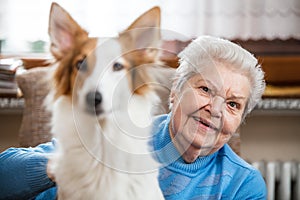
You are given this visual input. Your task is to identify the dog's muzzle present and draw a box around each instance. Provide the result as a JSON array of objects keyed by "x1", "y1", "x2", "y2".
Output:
[{"x1": 86, "y1": 91, "x2": 103, "y2": 115}]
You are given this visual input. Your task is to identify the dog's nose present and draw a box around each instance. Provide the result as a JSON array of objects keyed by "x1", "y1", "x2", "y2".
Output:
[{"x1": 86, "y1": 91, "x2": 102, "y2": 107}]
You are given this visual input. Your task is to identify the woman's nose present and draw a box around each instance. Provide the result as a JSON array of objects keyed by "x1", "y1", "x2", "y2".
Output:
[{"x1": 208, "y1": 95, "x2": 224, "y2": 118}]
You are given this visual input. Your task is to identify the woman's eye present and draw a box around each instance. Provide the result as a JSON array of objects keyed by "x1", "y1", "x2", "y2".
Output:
[
  {"x1": 200, "y1": 86, "x2": 209, "y2": 93},
  {"x1": 228, "y1": 101, "x2": 238, "y2": 108},
  {"x1": 113, "y1": 62, "x2": 124, "y2": 71},
  {"x1": 76, "y1": 58, "x2": 87, "y2": 71}
]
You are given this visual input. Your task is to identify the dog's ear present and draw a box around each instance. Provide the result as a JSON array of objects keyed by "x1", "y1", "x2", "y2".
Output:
[
  {"x1": 126, "y1": 6, "x2": 161, "y2": 31},
  {"x1": 119, "y1": 7, "x2": 161, "y2": 50},
  {"x1": 48, "y1": 2, "x2": 88, "y2": 59}
]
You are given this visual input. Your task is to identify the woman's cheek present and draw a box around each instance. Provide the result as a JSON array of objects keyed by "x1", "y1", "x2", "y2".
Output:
[
  {"x1": 222, "y1": 112, "x2": 242, "y2": 136},
  {"x1": 181, "y1": 91, "x2": 203, "y2": 113}
]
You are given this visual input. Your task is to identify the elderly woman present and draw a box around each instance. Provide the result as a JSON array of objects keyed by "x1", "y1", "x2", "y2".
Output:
[
  {"x1": 0, "y1": 35, "x2": 266, "y2": 200},
  {"x1": 151, "y1": 35, "x2": 266, "y2": 199}
]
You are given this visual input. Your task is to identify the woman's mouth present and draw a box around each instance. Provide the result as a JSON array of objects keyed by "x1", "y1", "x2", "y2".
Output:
[{"x1": 192, "y1": 116, "x2": 219, "y2": 131}]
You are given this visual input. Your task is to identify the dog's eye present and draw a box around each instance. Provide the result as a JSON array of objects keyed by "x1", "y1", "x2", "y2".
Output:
[
  {"x1": 113, "y1": 62, "x2": 124, "y2": 71},
  {"x1": 76, "y1": 58, "x2": 88, "y2": 71}
]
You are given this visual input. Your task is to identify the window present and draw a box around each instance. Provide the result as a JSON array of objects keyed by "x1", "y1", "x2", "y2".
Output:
[{"x1": 0, "y1": 0, "x2": 299, "y2": 54}]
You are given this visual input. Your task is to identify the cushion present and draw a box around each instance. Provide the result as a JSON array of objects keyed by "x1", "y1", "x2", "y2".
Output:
[{"x1": 16, "y1": 66, "x2": 53, "y2": 147}]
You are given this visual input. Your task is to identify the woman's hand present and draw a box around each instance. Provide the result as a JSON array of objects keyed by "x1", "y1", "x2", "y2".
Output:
[{"x1": 47, "y1": 159, "x2": 55, "y2": 182}]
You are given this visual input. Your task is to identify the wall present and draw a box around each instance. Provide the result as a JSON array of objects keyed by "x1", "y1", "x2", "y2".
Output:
[
  {"x1": 0, "y1": 112, "x2": 22, "y2": 152},
  {"x1": 240, "y1": 110, "x2": 300, "y2": 162}
]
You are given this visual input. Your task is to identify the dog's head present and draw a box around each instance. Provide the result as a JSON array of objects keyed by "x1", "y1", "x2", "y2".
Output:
[{"x1": 48, "y1": 3, "x2": 172, "y2": 120}]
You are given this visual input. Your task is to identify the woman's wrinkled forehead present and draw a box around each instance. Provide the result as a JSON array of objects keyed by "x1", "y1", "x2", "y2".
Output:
[
  {"x1": 185, "y1": 62, "x2": 251, "y2": 97},
  {"x1": 188, "y1": 68, "x2": 222, "y2": 88},
  {"x1": 177, "y1": 59, "x2": 229, "y2": 85}
]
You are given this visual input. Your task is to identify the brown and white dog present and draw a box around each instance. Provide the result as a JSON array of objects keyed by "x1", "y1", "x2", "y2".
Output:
[{"x1": 46, "y1": 2, "x2": 174, "y2": 200}]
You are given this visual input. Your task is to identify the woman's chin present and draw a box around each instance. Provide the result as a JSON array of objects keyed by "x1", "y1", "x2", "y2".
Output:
[{"x1": 181, "y1": 146, "x2": 213, "y2": 163}]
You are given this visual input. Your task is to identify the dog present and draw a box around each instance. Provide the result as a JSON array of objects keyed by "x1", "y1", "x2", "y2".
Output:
[{"x1": 46, "y1": 2, "x2": 174, "y2": 200}]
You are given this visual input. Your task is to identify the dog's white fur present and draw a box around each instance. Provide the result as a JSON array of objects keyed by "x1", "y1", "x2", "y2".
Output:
[
  {"x1": 50, "y1": 94, "x2": 162, "y2": 199},
  {"x1": 46, "y1": 3, "x2": 174, "y2": 199}
]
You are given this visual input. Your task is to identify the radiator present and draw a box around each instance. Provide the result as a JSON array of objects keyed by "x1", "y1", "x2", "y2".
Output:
[{"x1": 252, "y1": 161, "x2": 300, "y2": 200}]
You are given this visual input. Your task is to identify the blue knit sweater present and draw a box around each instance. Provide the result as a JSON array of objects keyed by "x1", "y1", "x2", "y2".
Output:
[
  {"x1": 0, "y1": 140, "x2": 56, "y2": 200},
  {"x1": 0, "y1": 113, "x2": 267, "y2": 200},
  {"x1": 152, "y1": 114, "x2": 267, "y2": 199}
]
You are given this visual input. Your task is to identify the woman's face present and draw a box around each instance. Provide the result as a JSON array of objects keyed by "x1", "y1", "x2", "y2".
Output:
[{"x1": 170, "y1": 62, "x2": 251, "y2": 163}]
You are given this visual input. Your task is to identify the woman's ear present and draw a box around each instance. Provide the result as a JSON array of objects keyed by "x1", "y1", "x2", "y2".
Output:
[
  {"x1": 169, "y1": 80, "x2": 178, "y2": 104},
  {"x1": 168, "y1": 90, "x2": 176, "y2": 110},
  {"x1": 169, "y1": 91, "x2": 175, "y2": 104}
]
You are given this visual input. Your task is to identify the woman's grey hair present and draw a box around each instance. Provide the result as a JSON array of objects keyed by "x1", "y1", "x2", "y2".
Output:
[{"x1": 170, "y1": 35, "x2": 266, "y2": 119}]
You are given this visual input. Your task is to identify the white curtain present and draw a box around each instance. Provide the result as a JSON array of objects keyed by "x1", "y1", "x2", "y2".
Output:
[
  {"x1": 0, "y1": 0, "x2": 299, "y2": 53},
  {"x1": 194, "y1": 0, "x2": 300, "y2": 40}
]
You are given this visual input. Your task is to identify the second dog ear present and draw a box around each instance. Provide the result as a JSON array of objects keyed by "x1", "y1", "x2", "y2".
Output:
[
  {"x1": 119, "y1": 6, "x2": 161, "y2": 51},
  {"x1": 48, "y1": 2, "x2": 88, "y2": 58}
]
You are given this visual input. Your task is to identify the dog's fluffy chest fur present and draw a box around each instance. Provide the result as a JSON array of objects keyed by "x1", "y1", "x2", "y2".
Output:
[{"x1": 50, "y1": 95, "x2": 163, "y2": 200}]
